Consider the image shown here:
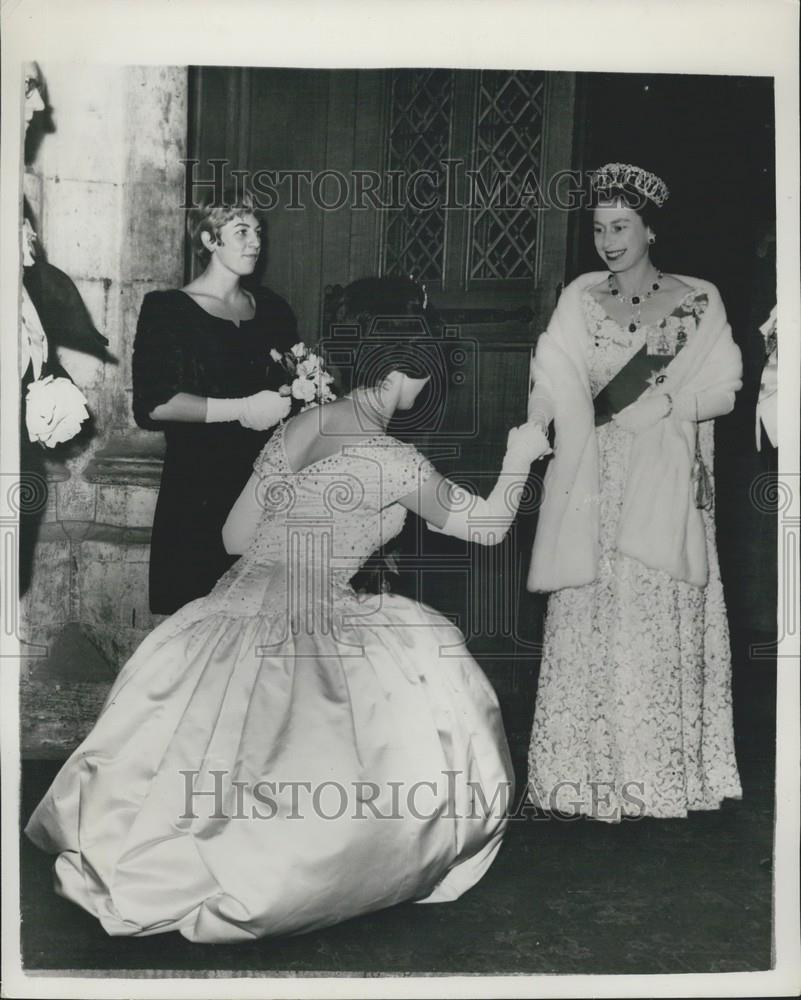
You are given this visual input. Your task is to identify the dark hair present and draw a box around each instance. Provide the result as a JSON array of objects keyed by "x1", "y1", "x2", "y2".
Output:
[
  {"x1": 187, "y1": 186, "x2": 261, "y2": 265},
  {"x1": 322, "y1": 276, "x2": 445, "y2": 393},
  {"x1": 328, "y1": 277, "x2": 444, "y2": 598}
]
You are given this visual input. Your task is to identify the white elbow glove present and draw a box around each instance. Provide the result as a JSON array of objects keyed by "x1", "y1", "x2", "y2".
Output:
[
  {"x1": 527, "y1": 386, "x2": 554, "y2": 431},
  {"x1": 427, "y1": 423, "x2": 551, "y2": 545},
  {"x1": 206, "y1": 389, "x2": 291, "y2": 430}
]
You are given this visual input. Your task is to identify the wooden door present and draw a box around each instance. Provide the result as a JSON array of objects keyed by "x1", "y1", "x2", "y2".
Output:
[
  {"x1": 188, "y1": 67, "x2": 578, "y2": 700},
  {"x1": 374, "y1": 69, "x2": 577, "y2": 691},
  {"x1": 187, "y1": 66, "x2": 388, "y2": 335}
]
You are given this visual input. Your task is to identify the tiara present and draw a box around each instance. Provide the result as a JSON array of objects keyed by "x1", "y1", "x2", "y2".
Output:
[{"x1": 590, "y1": 162, "x2": 670, "y2": 208}]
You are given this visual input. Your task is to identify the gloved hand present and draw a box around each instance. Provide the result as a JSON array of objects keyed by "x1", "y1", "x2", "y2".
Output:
[
  {"x1": 612, "y1": 391, "x2": 670, "y2": 434},
  {"x1": 503, "y1": 422, "x2": 553, "y2": 470},
  {"x1": 426, "y1": 421, "x2": 551, "y2": 545},
  {"x1": 206, "y1": 389, "x2": 291, "y2": 430},
  {"x1": 238, "y1": 390, "x2": 292, "y2": 430}
]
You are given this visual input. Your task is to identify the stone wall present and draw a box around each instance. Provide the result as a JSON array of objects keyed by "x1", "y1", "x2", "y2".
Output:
[{"x1": 20, "y1": 65, "x2": 188, "y2": 755}]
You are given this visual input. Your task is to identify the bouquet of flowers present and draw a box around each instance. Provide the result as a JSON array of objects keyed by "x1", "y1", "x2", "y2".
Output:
[
  {"x1": 21, "y1": 219, "x2": 92, "y2": 448},
  {"x1": 270, "y1": 342, "x2": 337, "y2": 412},
  {"x1": 20, "y1": 65, "x2": 103, "y2": 449},
  {"x1": 25, "y1": 375, "x2": 90, "y2": 448}
]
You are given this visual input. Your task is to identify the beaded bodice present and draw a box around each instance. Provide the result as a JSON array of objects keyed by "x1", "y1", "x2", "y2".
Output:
[
  {"x1": 165, "y1": 422, "x2": 439, "y2": 627},
  {"x1": 242, "y1": 422, "x2": 433, "y2": 582}
]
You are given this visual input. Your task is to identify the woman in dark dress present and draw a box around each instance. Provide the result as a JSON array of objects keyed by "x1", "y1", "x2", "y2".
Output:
[{"x1": 133, "y1": 192, "x2": 296, "y2": 614}]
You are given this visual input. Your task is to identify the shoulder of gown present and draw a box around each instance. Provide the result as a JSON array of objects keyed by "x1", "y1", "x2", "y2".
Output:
[
  {"x1": 251, "y1": 284, "x2": 298, "y2": 350},
  {"x1": 664, "y1": 274, "x2": 722, "y2": 305},
  {"x1": 139, "y1": 287, "x2": 194, "y2": 316},
  {"x1": 132, "y1": 290, "x2": 196, "y2": 429},
  {"x1": 563, "y1": 272, "x2": 609, "y2": 295}
]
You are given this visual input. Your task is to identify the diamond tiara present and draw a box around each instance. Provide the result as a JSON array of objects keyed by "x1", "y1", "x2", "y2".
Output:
[{"x1": 590, "y1": 162, "x2": 670, "y2": 208}]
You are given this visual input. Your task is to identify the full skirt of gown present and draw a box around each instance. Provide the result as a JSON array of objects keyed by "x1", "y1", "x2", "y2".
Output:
[{"x1": 25, "y1": 571, "x2": 514, "y2": 942}]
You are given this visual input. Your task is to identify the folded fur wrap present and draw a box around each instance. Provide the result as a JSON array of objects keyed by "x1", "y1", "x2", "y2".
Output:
[{"x1": 527, "y1": 272, "x2": 742, "y2": 592}]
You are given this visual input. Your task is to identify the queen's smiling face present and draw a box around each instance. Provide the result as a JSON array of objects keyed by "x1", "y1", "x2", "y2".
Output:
[{"x1": 592, "y1": 199, "x2": 653, "y2": 274}]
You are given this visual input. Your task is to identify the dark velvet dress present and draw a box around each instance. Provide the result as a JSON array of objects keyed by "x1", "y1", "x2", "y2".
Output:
[{"x1": 132, "y1": 286, "x2": 297, "y2": 614}]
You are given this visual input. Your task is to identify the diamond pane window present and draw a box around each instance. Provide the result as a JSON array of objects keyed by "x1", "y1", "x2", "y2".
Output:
[
  {"x1": 469, "y1": 71, "x2": 546, "y2": 281},
  {"x1": 382, "y1": 69, "x2": 453, "y2": 282}
]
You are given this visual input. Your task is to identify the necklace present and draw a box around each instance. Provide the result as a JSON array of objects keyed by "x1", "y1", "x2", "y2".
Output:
[{"x1": 608, "y1": 270, "x2": 664, "y2": 333}]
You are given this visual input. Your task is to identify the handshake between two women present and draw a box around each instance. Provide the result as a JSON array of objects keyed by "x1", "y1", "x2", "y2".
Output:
[{"x1": 422, "y1": 420, "x2": 552, "y2": 546}]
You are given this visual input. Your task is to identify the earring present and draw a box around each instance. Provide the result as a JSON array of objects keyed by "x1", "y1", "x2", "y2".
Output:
[{"x1": 648, "y1": 236, "x2": 656, "y2": 246}]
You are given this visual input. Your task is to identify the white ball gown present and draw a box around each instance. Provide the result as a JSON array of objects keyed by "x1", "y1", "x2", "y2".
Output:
[{"x1": 25, "y1": 424, "x2": 514, "y2": 943}]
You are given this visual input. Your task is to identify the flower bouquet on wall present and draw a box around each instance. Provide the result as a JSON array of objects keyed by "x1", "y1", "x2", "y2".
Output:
[
  {"x1": 19, "y1": 63, "x2": 111, "y2": 594},
  {"x1": 21, "y1": 198, "x2": 110, "y2": 449},
  {"x1": 21, "y1": 64, "x2": 109, "y2": 450}
]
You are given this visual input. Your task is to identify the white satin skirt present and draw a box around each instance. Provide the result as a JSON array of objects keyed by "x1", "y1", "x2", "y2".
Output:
[{"x1": 25, "y1": 592, "x2": 513, "y2": 942}]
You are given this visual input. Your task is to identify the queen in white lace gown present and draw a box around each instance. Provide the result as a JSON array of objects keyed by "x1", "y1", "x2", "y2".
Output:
[
  {"x1": 26, "y1": 280, "x2": 551, "y2": 942},
  {"x1": 526, "y1": 168, "x2": 743, "y2": 821}
]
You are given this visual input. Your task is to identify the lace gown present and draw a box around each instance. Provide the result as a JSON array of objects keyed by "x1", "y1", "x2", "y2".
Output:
[
  {"x1": 527, "y1": 290, "x2": 742, "y2": 821},
  {"x1": 26, "y1": 426, "x2": 513, "y2": 942}
]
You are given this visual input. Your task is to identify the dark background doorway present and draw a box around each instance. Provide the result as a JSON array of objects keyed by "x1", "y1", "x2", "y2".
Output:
[
  {"x1": 188, "y1": 67, "x2": 777, "y2": 706},
  {"x1": 575, "y1": 72, "x2": 776, "y2": 637}
]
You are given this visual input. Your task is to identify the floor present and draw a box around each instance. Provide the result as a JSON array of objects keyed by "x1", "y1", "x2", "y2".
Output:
[{"x1": 17, "y1": 627, "x2": 776, "y2": 977}]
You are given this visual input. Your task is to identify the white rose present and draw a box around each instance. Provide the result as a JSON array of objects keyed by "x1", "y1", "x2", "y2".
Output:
[
  {"x1": 269, "y1": 348, "x2": 283, "y2": 363},
  {"x1": 297, "y1": 358, "x2": 319, "y2": 380},
  {"x1": 25, "y1": 376, "x2": 90, "y2": 447},
  {"x1": 291, "y1": 377, "x2": 317, "y2": 403},
  {"x1": 290, "y1": 342, "x2": 307, "y2": 359}
]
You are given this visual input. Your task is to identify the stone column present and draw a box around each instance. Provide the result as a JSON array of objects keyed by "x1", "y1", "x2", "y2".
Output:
[{"x1": 21, "y1": 65, "x2": 187, "y2": 755}]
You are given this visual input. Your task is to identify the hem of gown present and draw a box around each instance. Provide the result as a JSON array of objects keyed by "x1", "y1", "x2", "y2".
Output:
[{"x1": 524, "y1": 785, "x2": 744, "y2": 824}]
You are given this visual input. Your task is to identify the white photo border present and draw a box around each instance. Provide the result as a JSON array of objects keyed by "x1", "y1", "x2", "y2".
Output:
[{"x1": 2, "y1": 0, "x2": 799, "y2": 997}]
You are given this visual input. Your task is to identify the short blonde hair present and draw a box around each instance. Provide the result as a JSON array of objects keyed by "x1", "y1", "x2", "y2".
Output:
[{"x1": 187, "y1": 187, "x2": 260, "y2": 264}]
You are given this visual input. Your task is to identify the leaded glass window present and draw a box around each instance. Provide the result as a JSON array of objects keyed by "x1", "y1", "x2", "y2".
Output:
[
  {"x1": 468, "y1": 71, "x2": 546, "y2": 282},
  {"x1": 381, "y1": 69, "x2": 547, "y2": 290},
  {"x1": 382, "y1": 69, "x2": 453, "y2": 281}
]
